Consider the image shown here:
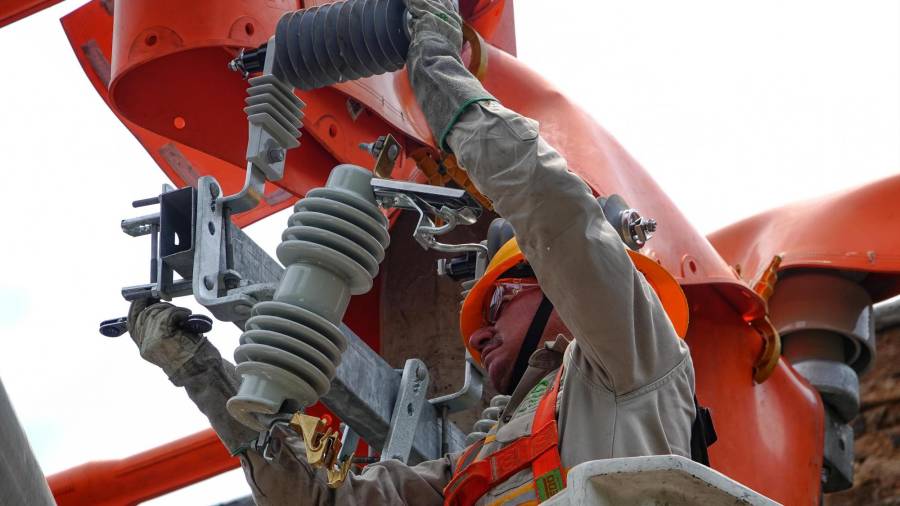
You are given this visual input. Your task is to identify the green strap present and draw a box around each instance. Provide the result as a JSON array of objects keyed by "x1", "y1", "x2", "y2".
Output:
[{"x1": 438, "y1": 96, "x2": 496, "y2": 151}]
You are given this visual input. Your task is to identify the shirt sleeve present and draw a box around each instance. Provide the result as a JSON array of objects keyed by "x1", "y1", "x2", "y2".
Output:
[
  {"x1": 241, "y1": 436, "x2": 454, "y2": 506},
  {"x1": 445, "y1": 101, "x2": 688, "y2": 394},
  {"x1": 175, "y1": 344, "x2": 455, "y2": 505}
]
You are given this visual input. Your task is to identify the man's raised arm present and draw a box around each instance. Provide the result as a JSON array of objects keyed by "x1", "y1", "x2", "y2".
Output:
[{"x1": 406, "y1": 0, "x2": 686, "y2": 394}]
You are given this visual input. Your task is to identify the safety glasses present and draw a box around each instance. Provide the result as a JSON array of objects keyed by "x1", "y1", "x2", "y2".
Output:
[{"x1": 484, "y1": 278, "x2": 541, "y2": 325}]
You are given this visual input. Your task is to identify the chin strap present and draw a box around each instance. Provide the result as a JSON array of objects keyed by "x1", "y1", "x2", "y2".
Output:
[{"x1": 507, "y1": 295, "x2": 555, "y2": 394}]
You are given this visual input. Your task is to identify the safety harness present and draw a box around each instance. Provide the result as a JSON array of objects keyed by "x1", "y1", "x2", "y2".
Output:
[
  {"x1": 443, "y1": 367, "x2": 566, "y2": 505},
  {"x1": 443, "y1": 366, "x2": 717, "y2": 505},
  {"x1": 444, "y1": 293, "x2": 718, "y2": 505}
]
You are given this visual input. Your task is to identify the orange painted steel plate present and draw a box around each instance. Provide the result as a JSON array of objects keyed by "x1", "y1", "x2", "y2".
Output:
[
  {"x1": 685, "y1": 286, "x2": 824, "y2": 506},
  {"x1": 0, "y1": 0, "x2": 62, "y2": 29},
  {"x1": 62, "y1": 0, "x2": 298, "y2": 227},
  {"x1": 709, "y1": 174, "x2": 900, "y2": 301}
]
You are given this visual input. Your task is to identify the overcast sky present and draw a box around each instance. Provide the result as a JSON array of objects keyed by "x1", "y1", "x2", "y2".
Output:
[{"x1": 0, "y1": 1, "x2": 897, "y2": 504}]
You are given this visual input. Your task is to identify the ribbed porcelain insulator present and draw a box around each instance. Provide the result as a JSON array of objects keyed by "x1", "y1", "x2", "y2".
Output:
[{"x1": 228, "y1": 164, "x2": 390, "y2": 430}]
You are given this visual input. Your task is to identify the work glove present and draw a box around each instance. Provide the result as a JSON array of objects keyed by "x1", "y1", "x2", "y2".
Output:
[
  {"x1": 127, "y1": 299, "x2": 206, "y2": 383},
  {"x1": 405, "y1": 0, "x2": 495, "y2": 150},
  {"x1": 128, "y1": 299, "x2": 257, "y2": 454}
]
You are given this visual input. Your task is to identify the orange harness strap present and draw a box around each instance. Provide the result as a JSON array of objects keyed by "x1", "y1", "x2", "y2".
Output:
[
  {"x1": 530, "y1": 368, "x2": 566, "y2": 500},
  {"x1": 443, "y1": 368, "x2": 566, "y2": 505}
]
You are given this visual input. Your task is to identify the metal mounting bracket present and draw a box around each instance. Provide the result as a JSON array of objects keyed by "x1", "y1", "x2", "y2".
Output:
[
  {"x1": 119, "y1": 184, "x2": 196, "y2": 301},
  {"x1": 430, "y1": 353, "x2": 484, "y2": 415},
  {"x1": 381, "y1": 359, "x2": 430, "y2": 463},
  {"x1": 372, "y1": 177, "x2": 489, "y2": 266},
  {"x1": 121, "y1": 180, "x2": 468, "y2": 461},
  {"x1": 193, "y1": 176, "x2": 283, "y2": 323}
]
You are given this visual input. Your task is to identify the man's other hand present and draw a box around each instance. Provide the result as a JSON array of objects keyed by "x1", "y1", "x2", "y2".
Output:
[
  {"x1": 405, "y1": 0, "x2": 463, "y2": 53},
  {"x1": 127, "y1": 300, "x2": 205, "y2": 380}
]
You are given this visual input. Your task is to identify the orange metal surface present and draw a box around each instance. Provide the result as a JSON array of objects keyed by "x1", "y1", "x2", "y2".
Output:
[
  {"x1": 45, "y1": 401, "x2": 365, "y2": 506},
  {"x1": 98, "y1": 0, "x2": 764, "y2": 314},
  {"x1": 46, "y1": 0, "x2": 863, "y2": 504},
  {"x1": 47, "y1": 429, "x2": 239, "y2": 506},
  {"x1": 709, "y1": 174, "x2": 900, "y2": 302},
  {"x1": 685, "y1": 285, "x2": 825, "y2": 505},
  {"x1": 61, "y1": 0, "x2": 298, "y2": 227},
  {"x1": 0, "y1": 0, "x2": 62, "y2": 29}
]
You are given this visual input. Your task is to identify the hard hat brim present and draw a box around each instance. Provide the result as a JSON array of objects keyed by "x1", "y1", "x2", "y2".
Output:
[{"x1": 459, "y1": 238, "x2": 690, "y2": 366}]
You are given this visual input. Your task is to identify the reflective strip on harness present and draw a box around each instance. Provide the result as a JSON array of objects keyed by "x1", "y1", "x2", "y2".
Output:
[
  {"x1": 531, "y1": 368, "x2": 566, "y2": 501},
  {"x1": 443, "y1": 368, "x2": 566, "y2": 506}
]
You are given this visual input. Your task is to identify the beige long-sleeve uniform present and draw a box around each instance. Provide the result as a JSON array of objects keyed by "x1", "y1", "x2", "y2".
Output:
[{"x1": 182, "y1": 100, "x2": 695, "y2": 505}]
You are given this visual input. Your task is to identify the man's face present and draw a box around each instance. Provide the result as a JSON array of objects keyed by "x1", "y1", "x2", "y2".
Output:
[{"x1": 468, "y1": 279, "x2": 545, "y2": 394}]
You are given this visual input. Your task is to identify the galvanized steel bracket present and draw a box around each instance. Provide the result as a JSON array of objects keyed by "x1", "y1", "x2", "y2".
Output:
[
  {"x1": 381, "y1": 359, "x2": 430, "y2": 463},
  {"x1": 193, "y1": 176, "x2": 283, "y2": 323},
  {"x1": 121, "y1": 175, "x2": 468, "y2": 461}
]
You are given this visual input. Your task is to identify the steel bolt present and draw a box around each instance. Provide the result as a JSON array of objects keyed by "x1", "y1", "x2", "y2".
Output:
[
  {"x1": 387, "y1": 144, "x2": 400, "y2": 160},
  {"x1": 203, "y1": 275, "x2": 216, "y2": 290},
  {"x1": 267, "y1": 149, "x2": 285, "y2": 163},
  {"x1": 223, "y1": 270, "x2": 243, "y2": 290}
]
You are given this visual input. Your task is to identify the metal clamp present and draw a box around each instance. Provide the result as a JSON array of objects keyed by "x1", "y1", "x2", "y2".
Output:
[
  {"x1": 372, "y1": 178, "x2": 488, "y2": 272},
  {"x1": 750, "y1": 316, "x2": 781, "y2": 384},
  {"x1": 119, "y1": 185, "x2": 195, "y2": 301},
  {"x1": 289, "y1": 413, "x2": 355, "y2": 488},
  {"x1": 193, "y1": 177, "x2": 283, "y2": 323}
]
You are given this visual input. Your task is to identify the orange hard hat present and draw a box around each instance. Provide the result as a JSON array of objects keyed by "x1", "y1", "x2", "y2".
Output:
[{"x1": 459, "y1": 237, "x2": 690, "y2": 365}]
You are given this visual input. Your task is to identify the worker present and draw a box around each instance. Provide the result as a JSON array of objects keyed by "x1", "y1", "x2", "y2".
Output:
[{"x1": 126, "y1": 0, "x2": 706, "y2": 504}]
